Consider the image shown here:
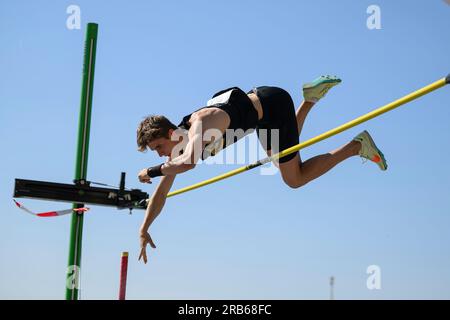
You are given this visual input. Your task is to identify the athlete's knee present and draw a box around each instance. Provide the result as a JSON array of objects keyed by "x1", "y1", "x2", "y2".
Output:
[
  {"x1": 286, "y1": 181, "x2": 303, "y2": 189},
  {"x1": 282, "y1": 175, "x2": 307, "y2": 189},
  {"x1": 279, "y1": 158, "x2": 307, "y2": 188}
]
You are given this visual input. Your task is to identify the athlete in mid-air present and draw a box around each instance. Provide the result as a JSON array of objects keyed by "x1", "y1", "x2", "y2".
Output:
[{"x1": 136, "y1": 76, "x2": 387, "y2": 263}]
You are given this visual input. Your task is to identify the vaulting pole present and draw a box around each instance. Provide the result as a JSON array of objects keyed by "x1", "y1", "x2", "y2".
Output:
[
  {"x1": 66, "y1": 23, "x2": 98, "y2": 300},
  {"x1": 167, "y1": 74, "x2": 449, "y2": 198}
]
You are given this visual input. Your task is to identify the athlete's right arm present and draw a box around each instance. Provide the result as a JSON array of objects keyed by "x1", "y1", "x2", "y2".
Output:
[{"x1": 138, "y1": 174, "x2": 176, "y2": 264}]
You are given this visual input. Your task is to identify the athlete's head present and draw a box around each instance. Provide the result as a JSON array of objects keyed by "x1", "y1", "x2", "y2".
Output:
[{"x1": 137, "y1": 115, "x2": 180, "y2": 157}]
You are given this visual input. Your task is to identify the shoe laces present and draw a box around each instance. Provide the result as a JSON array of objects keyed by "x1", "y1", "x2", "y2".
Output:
[
  {"x1": 320, "y1": 87, "x2": 330, "y2": 96},
  {"x1": 357, "y1": 138, "x2": 369, "y2": 164}
]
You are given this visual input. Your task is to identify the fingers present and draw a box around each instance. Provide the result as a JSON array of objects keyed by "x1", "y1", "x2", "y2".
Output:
[
  {"x1": 147, "y1": 234, "x2": 157, "y2": 249},
  {"x1": 138, "y1": 233, "x2": 157, "y2": 264},
  {"x1": 142, "y1": 251, "x2": 147, "y2": 264},
  {"x1": 139, "y1": 240, "x2": 152, "y2": 264},
  {"x1": 138, "y1": 176, "x2": 152, "y2": 184},
  {"x1": 138, "y1": 169, "x2": 152, "y2": 184},
  {"x1": 139, "y1": 248, "x2": 147, "y2": 264}
]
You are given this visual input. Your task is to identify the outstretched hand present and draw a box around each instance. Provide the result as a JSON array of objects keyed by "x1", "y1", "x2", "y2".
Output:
[{"x1": 138, "y1": 231, "x2": 156, "y2": 264}]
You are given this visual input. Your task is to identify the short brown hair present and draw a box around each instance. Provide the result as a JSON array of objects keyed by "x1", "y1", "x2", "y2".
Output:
[{"x1": 136, "y1": 115, "x2": 178, "y2": 152}]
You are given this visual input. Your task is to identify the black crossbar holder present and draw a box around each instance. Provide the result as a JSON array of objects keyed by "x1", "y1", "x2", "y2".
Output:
[{"x1": 14, "y1": 172, "x2": 148, "y2": 211}]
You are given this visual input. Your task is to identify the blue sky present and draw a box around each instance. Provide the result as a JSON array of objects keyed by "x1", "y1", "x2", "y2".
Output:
[{"x1": 1, "y1": 0, "x2": 450, "y2": 299}]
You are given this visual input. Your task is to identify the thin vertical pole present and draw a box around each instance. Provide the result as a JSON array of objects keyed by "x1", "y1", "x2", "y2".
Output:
[
  {"x1": 65, "y1": 23, "x2": 98, "y2": 300},
  {"x1": 119, "y1": 252, "x2": 129, "y2": 300},
  {"x1": 330, "y1": 276, "x2": 335, "y2": 300}
]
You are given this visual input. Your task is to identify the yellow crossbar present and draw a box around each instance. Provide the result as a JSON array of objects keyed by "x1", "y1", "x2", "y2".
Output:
[{"x1": 167, "y1": 75, "x2": 449, "y2": 198}]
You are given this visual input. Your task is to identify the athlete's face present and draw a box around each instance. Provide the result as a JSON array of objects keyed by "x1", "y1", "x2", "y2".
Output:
[
  {"x1": 147, "y1": 129, "x2": 178, "y2": 158},
  {"x1": 147, "y1": 137, "x2": 173, "y2": 157}
]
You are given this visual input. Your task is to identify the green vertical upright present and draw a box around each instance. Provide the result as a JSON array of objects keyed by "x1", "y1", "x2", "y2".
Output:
[{"x1": 65, "y1": 23, "x2": 98, "y2": 300}]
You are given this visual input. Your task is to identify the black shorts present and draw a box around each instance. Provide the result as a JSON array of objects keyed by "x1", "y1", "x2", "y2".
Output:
[{"x1": 249, "y1": 86, "x2": 299, "y2": 163}]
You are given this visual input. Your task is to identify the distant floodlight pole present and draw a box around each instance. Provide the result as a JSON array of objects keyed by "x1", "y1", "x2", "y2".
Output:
[
  {"x1": 119, "y1": 252, "x2": 129, "y2": 300},
  {"x1": 65, "y1": 22, "x2": 98, "y2": 300},
  {"x1": 330, "y1": 276, "x2": 335, "y2": 300}
]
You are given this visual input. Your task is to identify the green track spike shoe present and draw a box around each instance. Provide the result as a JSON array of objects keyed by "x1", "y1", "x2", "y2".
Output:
[
  {"x1": 302, "y1": 75, "x2": 342, "y2": 103},
  {"x1": 353, "y1": 130, "x2": 388, "y2": 171}
]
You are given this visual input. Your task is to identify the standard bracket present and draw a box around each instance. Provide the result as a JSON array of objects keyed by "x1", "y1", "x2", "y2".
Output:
[{"x1": 14, "y1": 172, "x2": 148, "y2": 211}]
